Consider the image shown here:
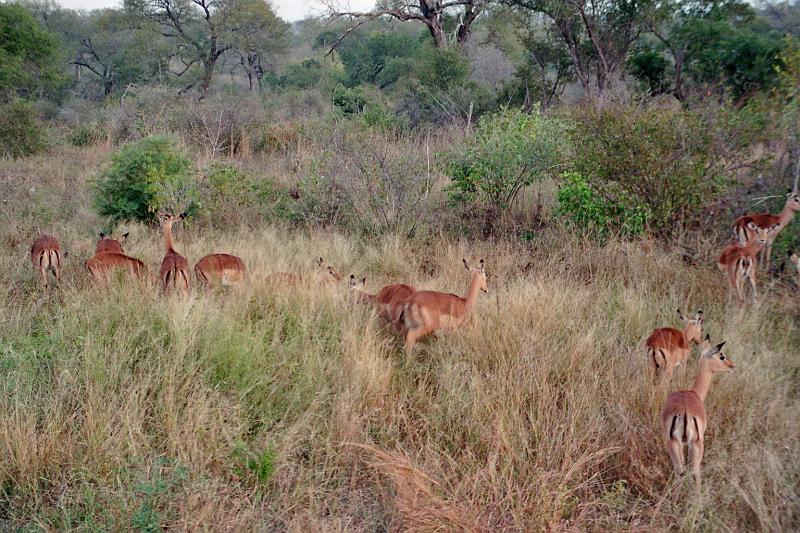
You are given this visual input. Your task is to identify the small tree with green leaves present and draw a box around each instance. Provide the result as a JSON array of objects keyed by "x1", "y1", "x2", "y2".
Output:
[
  {"x1": 446, "y1": 106, "x2": 568, "y2": 225},
  {"x1": 93, "y1": 135, "x2": 196, "y2": 222}
]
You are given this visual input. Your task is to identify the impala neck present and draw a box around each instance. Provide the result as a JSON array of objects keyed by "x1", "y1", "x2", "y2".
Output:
[
  {"x1": 779, "y1": 200, "x2": 796, "y2": 228},
  {"x1": 462, "y1": 271, "x2": 482, "y2": 314},
  {"x1": 163, "y1": 221, "x2": 175, "y2": 253},
  {"x1": 690, "y1": 359, "x2": 714, "y2": 402},
  {"x1": 743, "y1": 238, "x2": 764, "y2": 255}
]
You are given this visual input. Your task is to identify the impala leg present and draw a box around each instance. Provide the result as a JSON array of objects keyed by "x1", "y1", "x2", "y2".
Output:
[
  {"x1": 749, "y1": 265, "x2": 758, "y2": 302},
  {"x1": 765, "y1": 242, "x2": 772, "y2": 272},
  {"x1": 688, "y1": 437, "x2": 704, "y2": 495},
  {"x1": 40, "y1": 267, "x2": 49, "y2": 295},
  {"x1": 404, "y1": 325, "x2": 436, "y2": 356},
  {"x1": 665, "y1": 436, "x2": 684, "y2": 476}
]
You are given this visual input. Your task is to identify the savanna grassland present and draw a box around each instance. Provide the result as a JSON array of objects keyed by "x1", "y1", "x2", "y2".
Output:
[{"x1": 1, "y1": 145, "x2": 798, "y2": 531}]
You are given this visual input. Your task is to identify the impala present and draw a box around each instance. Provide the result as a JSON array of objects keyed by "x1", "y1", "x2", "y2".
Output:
[
  {"x1": 399, "y1": 259, "x2": 487, "y2": 355},
  {"x1": 95, "y1": 232, "x2": 129, "y2": 253},
  {"x1": 732, "y1": 190, "x2": 800, "y2": 270},
  {"x1": 195, "y1": 253, "x2": 246, "y2": 287},
  {"x1": 158, "y1": 212, "x2": 190, "y2": 294},
  {"x1": 30, "y1": 233, "x2": 62, "y2": 294},
  {"x1": 269, "y1": 257, "x2": 342, "y2": 286},
  {"x1": 661, "y1": 335, "x2": 734, "y2": 493},
  {"x1": 349, "y1": 275, "x2": 418, "y2": 331},
  {"x1": 718, "y1": 223, "x2": 776, "y2": 303},
  {"x1": 646, "y1": 309, "x2": 703, "y2": 382},
  {"x1": 85, "y1": 251, "x2": 148, "y2": 281}
]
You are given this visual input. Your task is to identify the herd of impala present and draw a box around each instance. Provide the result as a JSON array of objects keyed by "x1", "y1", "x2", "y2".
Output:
[{"x1": 25, "y1": 184, "x2": 800, "y2": 495}]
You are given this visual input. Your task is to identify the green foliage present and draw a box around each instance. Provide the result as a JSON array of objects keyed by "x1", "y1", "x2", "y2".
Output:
[
  {"x1": 68, "y1": 123, "x2": 102, "y2": 147},
  {"x1": 93, "y1": 135, "x2": 195, "y2": 222},
  {"x1": 278, "y1": 59, "x2": 326, "y2": 89},
  {"x1": 446, "y1": 106, "x2": 567, "y2": 215},
  {"x1": 198, "y1": 162, "x2": 290, "y2": 226},
  {"x1": 628, "y1": 46, "x2": 669, "y2": 95},
  {"x1": 338, "y1": 31, "x2": 419, "y2": 88},
  {"x1": 570, "y1": 104, "x2": 732, "y2": 235},
  {"x1": 556, "y1": 172, "x2": 647, "y2": 240},
  {"x1": 0, "y1": 99, "x2": 46, "y2": 159},
  {"x1": 414, "y1": 45, "x2": 470, "y2": 92},
  {"x1": 0, "y1": 3, "x2": 61, "y2": 100},
  {"x1": 333, "y1": 85, "x2": 368, "y2": 115}
]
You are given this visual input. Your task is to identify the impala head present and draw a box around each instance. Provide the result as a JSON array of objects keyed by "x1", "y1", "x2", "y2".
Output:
[
  {"x1": 318, "y1": 257, "x2": 342, "y2": 282},
  {"x1": 157, "y1": 211, "x2": 187, "y2": 227},
  {"x1": 786, "y1": 190, "x2": 800, "y2": 211},
  {"x1": 463, "y1": 258, "x2": 488, "y2": 293},
  {"x1": 348, "y1": 274, "x2": 366, "y2": 291},
  {"x1": 699, "y1": 335, "x2": 735, "y2": 373},
  {"x1": 677, "y1": 309, "x2": 703, "y2": 344},
  {"x1": 746, "y1": 222, "x2": 772, "y2": 244}
]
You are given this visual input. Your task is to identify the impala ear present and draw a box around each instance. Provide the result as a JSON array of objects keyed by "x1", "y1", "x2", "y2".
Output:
[
  {"x1": 348, "y1": 274, "x2": 356, "y2": 288},
  {"x1": 479, "y1": 258, "x2": 485, "y2": 272},
  {"x1": 318, "y1": 257, "x2": 325, "y2": 267},
  {"x1": 746, "y1": 221, "x2": 757, "y2": 230},
  {"x1": 122, "y1": 232, "x2": 129, "y2": 240},
  {"x1": 360, "y1": 277, "x2": 366, "y2": 286},
  {"x1": 677, "y1": 308, "x2": 686, "y2": 321},
  {"x1": 463, "y1": 258, "x2": 470, "y2": 270},
  {"x1": 179, "y1": 212, "x2": 187, "y2": 220},
  {"x1": 695, "y1": 310, "x2": 703, "y2": 322},
  {"x1": 99, "y1": 232, "x2": 105, "y2": 239}
]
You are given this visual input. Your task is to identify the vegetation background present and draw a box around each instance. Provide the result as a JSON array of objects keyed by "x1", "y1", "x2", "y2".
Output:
[{"x1": 1, "y1": 0, "x2": 799, "y2": 530}]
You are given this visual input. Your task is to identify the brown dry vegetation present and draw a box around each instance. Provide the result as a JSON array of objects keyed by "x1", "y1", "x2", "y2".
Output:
[{"x1": 1, "y1": 146, "x2": 799, "y2": 531}]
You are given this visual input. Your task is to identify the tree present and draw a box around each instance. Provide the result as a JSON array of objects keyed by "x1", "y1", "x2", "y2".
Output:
[
  {"x1": 503, "y1": 0, "x2": 657, "y2": 97},
  {"x1": 0, "y1": 3, "x2": 60, "y2": 100},
  {"x1": 337, "y1": 31, "x2": 419, "y2": 87},
  {"x1": 222, "y1": 0, "x2": 289, "y2": 91},
  {"x1": 325, "y1": 0, "x2": 487, "y2": 50}
]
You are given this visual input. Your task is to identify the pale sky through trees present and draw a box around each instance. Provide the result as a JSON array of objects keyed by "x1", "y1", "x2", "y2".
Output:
[{"x1": 53, "y1": 0, "x2": 376, "y2": 21}]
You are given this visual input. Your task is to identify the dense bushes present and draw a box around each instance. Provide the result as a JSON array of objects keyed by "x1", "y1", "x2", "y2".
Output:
[
  {"x1": 446, "y1": 106, "x2": 567, "y2": 230},
  {"x1": 568, "y1": 104, "x2": 745, "y2": 236},
  {"x1": 93, "y1": 135, "x2": 195, "y2": 222},
  {"x1": 0, "y1": 99, "x2": 46, "y2": 159}
]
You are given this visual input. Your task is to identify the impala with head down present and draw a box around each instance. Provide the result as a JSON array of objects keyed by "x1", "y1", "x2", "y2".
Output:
[
  {"x1": 646, "y1": 310, "x2": 703, "y2": 382},
  {"x1": 349, "y1": 275, "x2": 418, "y2": 331},
  {"x1": 195, "y1": 253, "x2": 246, "y2": 287},
  {"x1": 661, "y1": 335, "x2": 734, "y2": 493},
  {"x1": 95, "y1": 232, "x2": 129, "y2": 254},
  {"x1": 718, "y1": 222, "x2": 776, "y2": 303},
  {"x1": 269, "y1": 257, "x2": 342, "y2": 286},
  {"x1": 158, "y1": 212, "x2": 190, "y2": 294},
  {"x1": 399, "y1": 259, "x2": 487, "y2": 355}
]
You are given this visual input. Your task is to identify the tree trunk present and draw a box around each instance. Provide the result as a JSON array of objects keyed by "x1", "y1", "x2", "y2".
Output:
[
  {"x1": 104, "y1": 79, "x2": 113, "y2": 97},
  {"x1": 456, "y1": 5, "x2": 480, "y2": 46},
  {"x1": 200, "y1": 58, "x2": 216, "y2": 95}
]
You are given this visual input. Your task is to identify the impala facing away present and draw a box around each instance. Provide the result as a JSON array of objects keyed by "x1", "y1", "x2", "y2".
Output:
[
  {"x1": 195, "y1": 253, "x2": 246, "y2": 287},
  {"x1": 646, "y1": 310, "x2": 703, "y2": 382},
  {"x1": 269, "y1": 257, "x2": 342, "y2": 286},
  {"x1": 718, "y1": 223, "x2": 776, "y2": 303},
  {"x1": 95, "y1": 232, "x2": 129, "y2": 253},
  {"x1": 31, "y1": 234, "x2": 62, "y2": 294},
  {"x1": 399, "y1": 259, "x2": 487, "y2": 355},
  {"x1": 661, "y1": 335, "x2": 734, "y2": 493},
  {"x1": 158, "y1": 212, "x2": 190, "y2": 294},
  {"x1": 733, "y1": 190, "x2": 800, "y2": 270}
]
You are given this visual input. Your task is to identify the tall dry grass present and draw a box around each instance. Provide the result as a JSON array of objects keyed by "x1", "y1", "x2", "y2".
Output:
[{"x1": 0, "y1": 147, "x2": 798, "y2": 531}]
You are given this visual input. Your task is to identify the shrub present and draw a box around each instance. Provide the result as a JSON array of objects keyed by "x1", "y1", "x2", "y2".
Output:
[
  {"x1": 556, "y1": 172, "x2": 647, "y2": 240},
  {"x1": 93, "y1": 135, "x2": 195, "y2": 222},
  {"x1": 445, "y1": 106, "x2": 568, "y2": 229},
  {"x1": 570, "y1": 104, "x2": 740, "y2": 236},
  {"x1": 67, "y1": 123, "x2": 102, "y2": 147},
  {"x1": 0, "y1": 99, "x2": 46, "y2": 159},
  {"x1": 333, "y1": 85, "x2": 369, "y2": 116}
]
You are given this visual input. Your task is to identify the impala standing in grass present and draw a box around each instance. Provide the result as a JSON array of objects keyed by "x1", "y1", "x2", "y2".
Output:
[
  {"x1": 661, "y1": 336, "x2": 734, "y2": 493},
  {"x1": 732, "y1": 188, "x2": 800, "y2": 270},
  {"x1": 95, "y1": 232, "x2": 128, "y2": 253},
  {"x1": 399, "y1": 259, "x2": 488, "y2": 355},
  {"x1": 268, "y1": 257, "x2": 342, "y2": 286},
  {"x1": 158, "y1": 212, "x2": 190, "y2": 294},
  {"x1": 646, "y1": 310, "x2": 703, "y2": 383},
  {"x1": 195, "y1": 253, "x2": 246, "y2": 287},
  {"x1": 30, "y1": 233, "x2": 62, "y2": 295},
  {"x1": 718, "y1": 223, "x2": 775, "y2": 303}
]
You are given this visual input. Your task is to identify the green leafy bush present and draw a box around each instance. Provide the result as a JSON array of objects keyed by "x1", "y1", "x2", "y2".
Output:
[
  {"x1": 570, "y1": 104, "x2": 736, "y2": 236},
  {"x1": 0, "y1": 99, "x2": 45, "y2": 159},
  {"x1": 333, "y1": 85, "x2": 369, "y2": 116},
  {"x1": 446, "y1": 106, "x2": 568, "y2": 218},
  {"x1": 68, "y1": 123, "x2": 102, "y2": 147},
  {"x1": 556, "y1": 172, "x2": 647, "y2": 240},
  {"x1": 93, "y1": 135, "x2": 195, "y2": 222}
]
